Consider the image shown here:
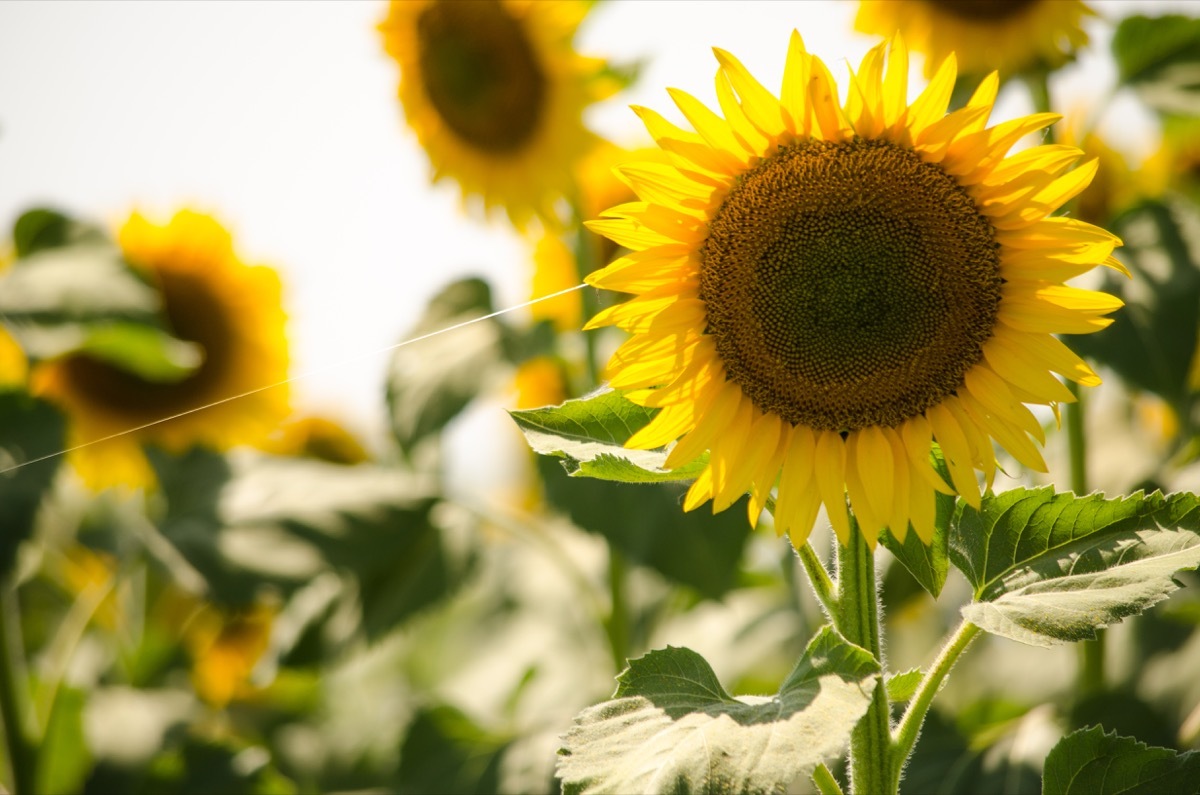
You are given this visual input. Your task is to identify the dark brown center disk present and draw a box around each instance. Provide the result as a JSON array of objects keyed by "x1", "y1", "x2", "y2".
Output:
[
  {"x1": 416, "y1": 0, "x2": 546, "y2": 154},
  {"x1": 700, "y1": 137, "x2": 1003, "y2": 433},
  {"x1": 58, "y1": 267, "x2": 233, "y2": 420},
  {"x1": 928, "y1": 0, "x2": 1039, "y2": 22}
]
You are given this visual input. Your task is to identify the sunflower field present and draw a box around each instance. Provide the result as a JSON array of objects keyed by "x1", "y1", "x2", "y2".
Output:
[{"x1": 3, "y1": 1, "x2": 1200, "y2": 793}]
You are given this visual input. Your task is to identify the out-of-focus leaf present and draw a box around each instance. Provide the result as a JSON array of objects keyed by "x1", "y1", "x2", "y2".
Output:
[
  {"x1": 386, "y1": 277, "x2": 506, "y2": 454},
  {"x1": 38, "y1": 684, "x2": 90, "y2": 795},
  {"x1": 511, "y1": 388, "x2": 707, "y2": 483},
  {"x1": 1113, "y1": 15, "x2": 1200, "y2": 117},
  {"x1": 901, "y1": 702, "x2": 1047, "y2": 795},
  {"x1": 0, "y1": 392, "x2": 65, "y2": 578},
  {"x1": 149, "y1": 448, "x2": 468, "y2": 638},
  {"x1": 538, "y1": 456, "x2": 752, "y2": 599},
  {"x1": 0, "y1": 243, "x2": 202, "y2": 382},
  {"x1": 952, "y1": 488, "x2": 1200, "y2": 647},
  {"x1": 1070, "y1": 199, "x2": 1200, "y2": 422},
  {"x1": 397, "y1": 706, "x2": 510, "y2": 795},
  {"x1": 12, "y1": 207, "x2": 104, "y2": 258},
  {"x1": 558, "y1": 627, "x2": 879, "y2": 795},
  {"x1": 880, "y1": 449, "x2": 954, "y2": 598},
  {"x1": 1042, "y1": 726, "x2": 1200, "y2": 795},
  {"x1": 1068, "y1": 689, "x2": 1178, "y2": 751}
]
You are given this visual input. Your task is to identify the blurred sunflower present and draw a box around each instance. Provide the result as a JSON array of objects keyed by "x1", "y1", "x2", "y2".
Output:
[
  {"x1": 0, "y1": 248, "x2": 28, "y2": 387},
  {"x1": 530, "y1": 143, "x2": 665, "y2": 332},
  {"x1": 379, "y1": 0, "x2": 616, "y2": 228},
  {"x1": 33, "y1": 211, "x2": 289, "y2": 490},
  {"x1": 585, "y1": 34, "x2": 1123, "y2": 548},
  {"x1": 263, "y1": 414, "x2": 370, "y2": 465},
  {"x1": 184, "y1": 601, "x2": 275, "y2": 708},
  {"x1": 856, "y1": 0, "x2": 1093, "y2": 78}
]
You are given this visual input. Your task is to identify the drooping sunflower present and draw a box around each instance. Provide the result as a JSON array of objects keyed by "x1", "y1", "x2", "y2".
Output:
[
  {"x1": 585, "y1": 34, "x2": 1124, "y2": 548},
  {"x1": 378, "y1": 0, "x2": 615, "y2": 228},
  {"x1": 856, "y1": 0, "x2": 1093, "y2": 78},
  {"x1": 33, "y1": 211, "x2": 290, "y2": 490}
]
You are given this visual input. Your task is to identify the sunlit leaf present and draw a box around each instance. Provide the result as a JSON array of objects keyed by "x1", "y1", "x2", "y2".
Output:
[
  {"x1": 557, "y1": 626, "x2": 879, "y2": 795},
  {"x1": 952, "y1": 488, "x2": 1200, "y2": 646},
  {"x1": 511, "y1": 388, "x2": 706, "y2": 483},
  {"x1": 1042, "y1": 726, "x2": 1200, "y2": 795},
  {"x1": 886, "y1": 668, "x2": 923, "y2": 703}
]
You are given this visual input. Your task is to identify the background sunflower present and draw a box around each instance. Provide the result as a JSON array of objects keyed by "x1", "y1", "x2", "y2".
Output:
[{"x1": 33, "y1": 210, "x2": 289, "y2": 490}]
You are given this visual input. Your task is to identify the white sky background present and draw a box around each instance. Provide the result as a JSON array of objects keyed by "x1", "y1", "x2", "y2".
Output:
[{"x1": 0, "y1": 0, "x2": 1191, "y2": 464}]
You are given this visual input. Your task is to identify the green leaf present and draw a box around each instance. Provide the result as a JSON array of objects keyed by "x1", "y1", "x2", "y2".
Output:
[
  {"x1": 0, "y1": 243, "x2": 203, "y2": 382},
  {"x1": 11, "y1": 207, "x2": 105, "y2": 258},
  {"x1": 386, "y1": 277, "x2": 505, "y2": 454},
  {"x1": 511, "y1": 389, "x2": 706, "y2": 483},
  {"x1": 537, "y1": 456, "x2": 752, "y2": 599},
  {"x1": 397, "y1": 706, "x2": 511, "y2": 795},
  {"x1": 557, "y1": 626, "x2": 880, "y2": 795},
  {"x1": 37, "y1": 684, "x2": 90, "y2": 795},
  {"x1": 0, "y1": 392, "x2": 65, "y2": 579},
  {"x1": 885, "y1": 669, "x2": 922, "y2": 703},
  {"x1": 148, "y1": 448, "x2": 467, "y2": 637},
  {"x1": 1069, "y1": 199, "x2": 1200, "y2": 422},
  {"x1": 1113, "y1": 15, "x2": 1200, "y2": 117},
  {"x1": 1042, "y1": 726, "x2": 1200, "y2": 795},
  {"x1": 952, "y1": 488, "x2": 1200, "y2": 646},
  {"x1": 879, "y1": 449, "x2": 954, "y2": 598}
]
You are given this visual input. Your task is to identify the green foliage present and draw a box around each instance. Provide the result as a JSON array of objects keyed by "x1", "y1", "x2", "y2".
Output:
[
  {"x1": 0, "y1": 235, "x2": 202, "y2": 382},
  {"x1": 1069, "y1": 199, "x2": 1200, "y2": 427},
  {"x1": 879, "y1": 450, "x2": 955, "y2": 599},
  {"x1": 1112, "y1": 14, "x2": 1200, "y2": 118},
  {"x1": 952, "y1": 488, "x2": 1200, "y2": 646},
  {"x1": 1042, "y1": 726, "x2": 1200, "y2": 795},
  {"x1": 885, "y1": 669, "x2": 922, "y2": 703},
  {"x1": 148, "y1": 447, "x2": 469, "y2": 638},
  {"x1": 0, "y1": 392, "x2": 65, "y2": 579},
  {"x1": 12, "y1": 207, "x2": 104, "y2": 258},
  {"x1": 557, "y1": 627, "x2": 880, "y2": 795},
  {"x1": 386, "y1": 277, "x2": 504, "y2": 455},
  {"x1": 397, "y1": 706, "x2": 512, "y2": 795},
  {"x1": 511, "y1": 388, "x2": 707, "y2": 483}
]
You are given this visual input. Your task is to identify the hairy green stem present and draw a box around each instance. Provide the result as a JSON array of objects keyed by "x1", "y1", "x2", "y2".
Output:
[
  {"x1": 605, "y1": 549, "x2": 631, "y2": 673},
  {"x1": 890, "y1": 621, "x2": 981, "y2": 789},
  {"x1": 797, "y1": 541, "x2": 838, "y2": 620},
  {"x1": 838, "y1": 522, "x2": 890, "y2": 795},
  {"x1": 0, "y1": 585, "x2": 38, "y2": 795}
]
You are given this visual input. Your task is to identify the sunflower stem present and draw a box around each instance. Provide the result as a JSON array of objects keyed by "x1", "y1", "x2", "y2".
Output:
[
  {"x1": 797, "y1": 542, "x2": 838, "y2": 620},
  {"x1": 890, "y1": 621, "x2": 981, "y2": 790},
  {"x1": 837, "y1": 521, "x2": 891, "y2": 795},
  {"x1": 604, "y1": 549, "x2": 631, "y2": 673},
  {"x1": 1067, "y1": 382, "x2": 1108, "y2": 693},
  {"x1": 0, "y1": 581, "x2": 38, "y2": 795}
]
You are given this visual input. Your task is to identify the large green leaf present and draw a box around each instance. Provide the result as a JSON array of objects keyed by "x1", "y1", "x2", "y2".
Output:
[
  {"x1": 386, "y1": 277, "x2": 506, "y2": 455},
  {"x1": 879, "y1": 449, "x2": 954, "y2": 598},
  {"x1": 1042, "y1": 726, "x2": 1200, "y2": 795},
  {"x1": 0, "y1": 392, "x2": 65, "y2": 579},
  {"x1": 952, "y1": 488, "x2": 1200, "y2": 646},
  {"x1": 511, "y1": 388, "x2": 706, "y2": 483},
  {"x1": 0, "y1": 242, "x2": 202, "y2": 382},
  {"x1": 11, "y1": 207, "x2": 106, "y2": 258},
  {"x1": 557, "y1": 626, "x2": 879, "y2": 795},
  {"x1": 1069, "y1": 199, "x2": 1200, "y2": 423},
  {"x1": 1113, "y1": 15, "x2": 1200, "y2": 118},
  {"x1": 148, "y1": 448, "x2": 467, "y2": 637}
]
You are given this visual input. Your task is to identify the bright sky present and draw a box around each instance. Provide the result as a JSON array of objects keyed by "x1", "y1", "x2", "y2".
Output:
[{"x1": 0, "y1": 0, "x2": 1187, "y2": 441}]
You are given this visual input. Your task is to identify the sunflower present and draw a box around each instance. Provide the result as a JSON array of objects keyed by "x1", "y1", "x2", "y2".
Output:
[
  {"x1": 856, "y1": 0, "x2": 1093, "y2": 78},
  {"x1": 33, "y1": 211, "x2": 289, "y2": 490},
  {"x1": 378, "y1": 0, "x2": 615, "y2": 228},
  {"x1": 584, "y1": 34, "x2": 1124, "y2": 548},
  {"x1": 0, "y1": 249, "x2": 28, "y2": 387},
  {"x1": 263, "y1": 414, "x2": 370, "y2": 465}
]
